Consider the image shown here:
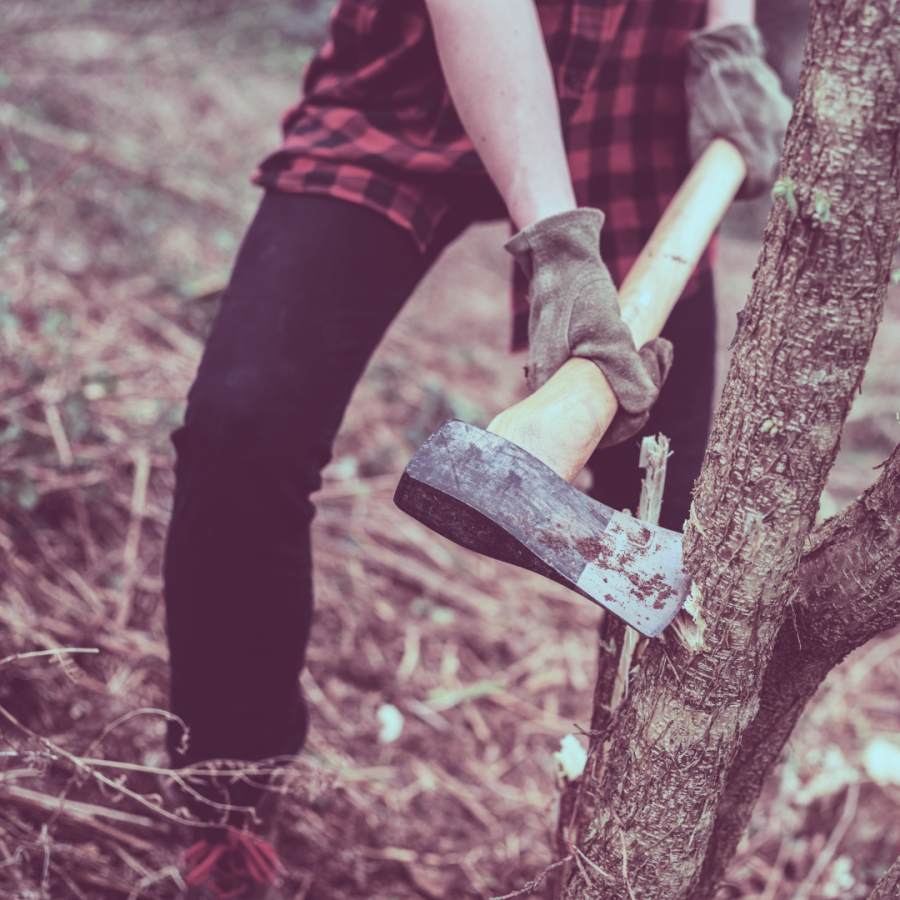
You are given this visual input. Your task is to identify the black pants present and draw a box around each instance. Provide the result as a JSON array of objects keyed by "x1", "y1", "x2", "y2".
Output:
[{"x1": 163, "y1": 192, "x2": 715, "y2": 780}]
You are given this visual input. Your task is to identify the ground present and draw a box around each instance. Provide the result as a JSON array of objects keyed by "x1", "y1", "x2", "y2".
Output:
[{"x1": 0, "y1": 2, "x2": 898, "y2": 899}]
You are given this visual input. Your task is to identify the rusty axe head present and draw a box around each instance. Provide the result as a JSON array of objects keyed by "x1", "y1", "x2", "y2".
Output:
[{"x1": 393, "y1": 419, "x2": 690, "y2": 637}]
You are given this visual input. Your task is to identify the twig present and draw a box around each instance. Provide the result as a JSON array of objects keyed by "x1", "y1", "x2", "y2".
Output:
[
  {"x1": 49, "y1": 859, "x2": 90, "y2": 900},
  {"x1": 489, "y1": 856, "x2": 574, "y2": 900},
  {"x1": 611, "y1": 434, "x2": 668, "y2": 705},
  {"x1": 361, "y1": 541, "x2": 504, "y2": 620},
  {"x1": 609, "y1": 802, "x2": 639, "y2": 900},
  {"x1": 123, "y1": 446, "x2": 151, "y2": 569},
  {"x1": 410, "y1": 759, "x2": 499, "y2": 831},
  {"x1": 484, "y1": 690, "x2": 576, "y2": 734},
  {"x1": 300, "y1": 669, "x2": 354, "y2": 736},
  {"x1": 758, "y1": 835, "x2": 792, "y2": 900},
  {"x1": 573, "y1": 844, "x2": 611, "y2": 879},
  {"x1": 0, "y1": 100, "x2": 237, "y2": 213},
  {"x1": 0, "y1": 700, "x2": 233, "y2": 828},
  {"x1": 793, "y1": 781, "x2": 860, "y2": 900},
  {"x1": 315, "y1": 473, "x2": 400, "y2": 501},
  {"x1": 0, "y1": 647, "x2": 98, "y2": 669},
  {"x1": 0, "y1": 786, "x2": 159, "y2": 851},
  {"x1": 43, "y1": 402, "x2": 73, "y2": 468},
  {"x1": 79, "y1": 707, "x2": 184, "y2": 762},
  {"x1": 6, "y1": 144, "x2": 93, "y2": 223},
  {"x1": 15, "y1": 524, "x2": 106, "y2": 614},
  {"x1": 79, "y1": 870, "x2": 162, "y2": 899},
  {"x1": 54, "y1": 708, "x2": 184, "y2": 832},
  {"x1": 0, "y1": 783, "x2": 162, "y2": 831},
  {"x1": 571, "y1": 846, "x2": 595, "y2": 889},
  {"x1": 637, "y1": 434, "x2": 670, "y2": 526},
  {"x1": 610, "y1": 437, "x2": 667, "y2": 714},
  {"x1": 395, "y1": 625, "x2": 421, "y2": 682},
  {"x1": 110, "y1": 842, "x2": 152, "y2": 880},
  {"x1": 116, "y1": 445, "x2": 151, "y2": 627},
  {"x1": 128, "y1": 303, "x2": 204, "y2": 359},
  {"x1": 294, "y1": 869, "x2": 315, "y2": 900},
  {"x1": 124, "y1": 865, "x2": 188, "y2": 900}
]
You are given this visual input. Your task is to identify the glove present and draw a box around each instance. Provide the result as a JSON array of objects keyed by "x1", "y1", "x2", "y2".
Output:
[
  {"x1": 686, "y1": 23, "x2": 793, "y2": 199},
  {"x1": 505, "y1": 208, "x2": 673, "y2": 449}
]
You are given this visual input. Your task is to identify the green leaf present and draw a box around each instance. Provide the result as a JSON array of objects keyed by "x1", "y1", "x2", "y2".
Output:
[
  {"x1": 813, "y1": 190, "x2": 831, "y2": 224},
  {"x1": 772, "y1": 178, "x2": 799, "y2": 214},
  {"x1": 891, "y1": 269, "x2": 900, "y2": 285}
]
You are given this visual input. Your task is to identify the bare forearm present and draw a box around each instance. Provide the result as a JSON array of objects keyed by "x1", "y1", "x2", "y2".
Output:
[
  {"x1": 706, "y1": 0, "x2": 755, "y2": 28},
  {"x1": 425, "y1": 0, "x2": 576, "y2": 229}
]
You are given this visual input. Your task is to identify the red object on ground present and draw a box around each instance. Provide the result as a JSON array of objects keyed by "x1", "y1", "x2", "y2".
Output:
[{"x1": 183, "y1": 828, "x2": 287, "y2": 899}]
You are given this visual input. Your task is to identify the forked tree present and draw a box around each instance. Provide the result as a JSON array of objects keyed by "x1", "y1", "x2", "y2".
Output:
[{"x1": 557, "y1": 0, "x2": 900, "y2": 897}]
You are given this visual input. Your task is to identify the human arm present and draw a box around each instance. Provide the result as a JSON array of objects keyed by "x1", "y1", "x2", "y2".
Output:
[
  {"x1": 424, "y1": 0, "x2": 674, "y2": 475},
  {"x1": 425, "y1": 0, "x2": 626, "y2": 474},
  {"x1": 423, "y1": 0, "x2": 575, "y2": 230},
  {"x1": 706, "y1": 0, "x2": 755, "y2": 29},
  {"x1": 689, "y1": 0, "x2": 792, "y2": 198}
]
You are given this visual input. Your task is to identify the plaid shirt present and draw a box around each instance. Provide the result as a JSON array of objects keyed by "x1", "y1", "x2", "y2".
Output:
[{"x1": 253, "y1": 0, "x2": 712, "y2": 342}]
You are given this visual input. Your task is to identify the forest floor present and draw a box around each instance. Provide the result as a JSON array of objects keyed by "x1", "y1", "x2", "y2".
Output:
[{"x1": 1, "y1": 3, "x2": 899, "y2": 899}]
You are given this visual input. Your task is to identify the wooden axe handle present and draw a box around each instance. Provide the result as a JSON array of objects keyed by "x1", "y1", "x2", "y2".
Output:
[
  {"x1": 487, "y1": 138, "x2": 747, "y2": 483},
  {"x1": 619, "y1": 137, "x2": 746, "y2": 348}
]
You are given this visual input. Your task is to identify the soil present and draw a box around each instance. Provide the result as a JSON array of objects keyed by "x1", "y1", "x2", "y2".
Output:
[{"x1": 0, "y1": 3, "x2": 898, "y2": 899}]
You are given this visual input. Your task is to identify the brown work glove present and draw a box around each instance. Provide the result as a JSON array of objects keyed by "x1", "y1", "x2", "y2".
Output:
[
  {"x1": 505, "y1": 208, "x2": 673, "y2": 449},
  {"x1": 686, "y1": 23, "x2": 793, "y2": 199}
]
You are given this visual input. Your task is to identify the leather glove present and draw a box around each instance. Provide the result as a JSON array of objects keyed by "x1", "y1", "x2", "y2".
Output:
[
  {"x1": 505, "y1": 208, "x2": 673, "y2": 449},
  {"x1": 686, "y1": 23, "x2": 793, "y2": 199}
]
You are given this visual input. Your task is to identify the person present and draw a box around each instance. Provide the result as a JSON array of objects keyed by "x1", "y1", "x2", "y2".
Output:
[{"x1": 162, "y1": 0, "x2": 791, "y2": 895}]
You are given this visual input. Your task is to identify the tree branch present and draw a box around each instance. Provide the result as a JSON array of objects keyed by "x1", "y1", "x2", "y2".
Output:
[{"x1": 695, "y1": 440, "x2": 900, "y2": 898}]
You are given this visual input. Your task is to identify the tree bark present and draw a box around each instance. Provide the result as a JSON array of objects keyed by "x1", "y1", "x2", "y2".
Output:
[
  {"x1": 563, "y1": 1, "x2": 900, "y2": 897},
  {"x1": 695, "y1": 441, "x2": 900, "y2": 898},
  {"x1": 867, "y1": 853, "x2": 900, "y2": 900}
]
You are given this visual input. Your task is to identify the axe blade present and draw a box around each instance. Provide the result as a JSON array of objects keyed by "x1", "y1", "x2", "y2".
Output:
[{"x1": 393, "y1": 419, "x2": 690, "y2": 637}]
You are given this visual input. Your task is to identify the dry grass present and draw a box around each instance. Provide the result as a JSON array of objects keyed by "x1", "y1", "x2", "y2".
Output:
[{"x1": 0, "y1": 2, "x2": 899, "y2": 898}]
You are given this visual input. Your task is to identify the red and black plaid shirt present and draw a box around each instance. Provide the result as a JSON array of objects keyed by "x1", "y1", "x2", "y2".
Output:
[{"x1": 253, "y1": 0, "x2": 712, "y2": 341}]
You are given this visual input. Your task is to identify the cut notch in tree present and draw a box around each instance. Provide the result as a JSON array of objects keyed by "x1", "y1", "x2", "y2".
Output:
[{"x1": 552, "y1": 434, "x2": 669, "y2": 897}]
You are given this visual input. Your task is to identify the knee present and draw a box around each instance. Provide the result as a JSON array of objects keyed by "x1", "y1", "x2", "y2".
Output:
[{"x1": 174, "y1": 363, "x2": 330, "y2": 477}]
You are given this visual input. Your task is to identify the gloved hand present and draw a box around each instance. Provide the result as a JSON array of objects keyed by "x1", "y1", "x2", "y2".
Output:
[
  {"x1": 505, "y1": 208, "x2": 673, "y2": 448},
  {"x1": 686, "y1": 23, "x2": 793, "y2": 199}
]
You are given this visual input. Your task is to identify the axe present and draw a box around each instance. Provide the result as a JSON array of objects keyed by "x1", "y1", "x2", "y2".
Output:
[{"x1": 394, "y1": 139, "x2": 746, "y2": 637}]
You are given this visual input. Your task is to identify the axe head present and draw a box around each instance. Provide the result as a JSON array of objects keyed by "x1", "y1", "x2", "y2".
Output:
[{"x1": 394, "y1": 419, "x2": 690, "y2": 637}]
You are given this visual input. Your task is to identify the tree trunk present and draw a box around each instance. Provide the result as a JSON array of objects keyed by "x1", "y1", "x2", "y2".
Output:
[
  {"x1": 563, "y1": 1, "x2": 900, "y2": 898},
  {"x1": 695, "y1": 441, "x2": 900, "y2": 898},
  {"x1": 867, "y1": 853, "x2": 900, "y2": 900}
]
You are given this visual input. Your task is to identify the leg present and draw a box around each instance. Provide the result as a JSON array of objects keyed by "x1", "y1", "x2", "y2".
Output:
[
  {"x1": 586, "y1": 271, "x2": 716, "y2": 532},
  {"x1": 163, "y1": 194, "x2": 442, "y2": 799}
]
